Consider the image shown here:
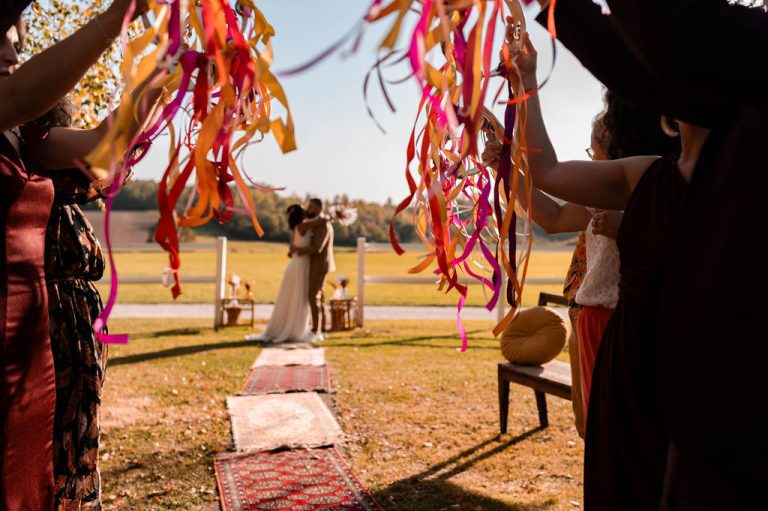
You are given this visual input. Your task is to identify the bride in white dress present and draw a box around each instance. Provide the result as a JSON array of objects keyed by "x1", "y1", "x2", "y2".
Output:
[{"x1": 250, "y1": 205, "x2": 324, "y2": 343}]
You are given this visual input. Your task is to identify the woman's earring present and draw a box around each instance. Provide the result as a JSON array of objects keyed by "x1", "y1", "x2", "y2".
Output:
[{"x1": 661, "y1": 116, "x2": 680, "y2": 138}]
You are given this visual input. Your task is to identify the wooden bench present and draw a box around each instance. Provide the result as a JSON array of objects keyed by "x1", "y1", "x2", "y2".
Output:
[{"x1": 497, "y1": 292, "x2": 573, "y2": 433}]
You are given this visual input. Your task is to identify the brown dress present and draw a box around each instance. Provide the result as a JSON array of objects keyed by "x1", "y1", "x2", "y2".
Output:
[
  {"x1": 584, "y1": 154, "x2": 686, "y2": 510},
  {"x1": 45, "y1": 204, "x2": 107, "y2": 510},
  {"x1": 0, "y1": 131, "x2": 56, "y2": 509}
]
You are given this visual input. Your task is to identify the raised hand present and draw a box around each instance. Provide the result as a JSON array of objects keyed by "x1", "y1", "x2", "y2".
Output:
[
  {"x1": 481, "y1": 138, "x2": 503, "y2": 169},
  {"x1": 508, "y1": 29, "x2": 538, "y2": 90},
  {"x1": 591, "y1": 209, "x2": 623, "y2": 240}
]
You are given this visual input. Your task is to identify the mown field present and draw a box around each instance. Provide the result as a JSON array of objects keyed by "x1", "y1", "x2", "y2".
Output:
[{"x1": 97, "y1": 241, "x2": 573, "y2": 307}]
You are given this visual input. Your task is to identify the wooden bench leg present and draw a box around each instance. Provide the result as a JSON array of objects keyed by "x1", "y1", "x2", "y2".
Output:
[
  {"x1": 534, "y1": 390, "x2": 549, "y2": 429},
  {"x1": 498, "y1": 374, "x2": 510, "y2": 435}
]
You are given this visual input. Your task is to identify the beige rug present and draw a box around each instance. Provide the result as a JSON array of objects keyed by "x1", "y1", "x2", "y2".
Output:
[
  {"x1": 227, "y1": 393, "x2": 342, "y2": 451},
  {"x1": 251, "y1": 347, "x2": 326, "y2": 368}
]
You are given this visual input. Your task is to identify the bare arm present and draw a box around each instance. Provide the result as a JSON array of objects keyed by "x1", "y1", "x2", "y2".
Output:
[
  {"x1": 527, "y1": 190, "x2": 592, "y2": 234},
  {"x1": 35, "y1": 68, "x2": 166, "y2": 170},
  {"x1": 296, "y1": 216, "x2": 327, "y2": 236},
  {"x1": 534, "y1": 0, "x2": 748, "y2": 127},
  {"x1": 295, "y1": 223, "x2": 330, "y2": 256},
  {"x1": 513, "y1": 31, "x2": 655, "y2": 211},
  {"x1": 482, "y1": 138, "x2": 591, "y2": 233},
  {"x1": 0, "y1": 0, "x2": 147, "y2": 132}
]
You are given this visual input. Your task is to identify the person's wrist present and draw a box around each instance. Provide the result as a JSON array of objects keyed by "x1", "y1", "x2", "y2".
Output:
[
  {"x1": 95, "y1": 10, "x2": 121, "y2": 42},
  {"x1": 521, "y1": 73, "x2": 538, "y2": 91}
]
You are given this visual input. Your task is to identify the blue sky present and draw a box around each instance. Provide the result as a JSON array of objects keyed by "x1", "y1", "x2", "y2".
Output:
[{"x1": 133, "y1": 1, "x2": 604, "y2": 203}]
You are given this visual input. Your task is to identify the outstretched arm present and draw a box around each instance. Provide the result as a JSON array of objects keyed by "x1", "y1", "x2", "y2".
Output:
[
  {"x1": 526, "y1": 190, "x2": 592, "y2": 234},
  {"x1": 533, "y1": 0, "x2": 754, "y2": 126},
  {"x1": 512, "y1": 31, "x2": 654, "y2": 210},
  {"x1": 0, "y1": 0, "x2": 147, "y2": 132},
  {"x1": 33, "y1": 67, "x2": 166, "y2": 171},
  {"x1": 605, "y1": 0, "x2": 768, "y2": 109},
  {"x1": 296, "y1": 215, "x2": 327, "y2": 236},
  {"x1": 482, "y1": 138, "x2": 591, "y2": 233}
]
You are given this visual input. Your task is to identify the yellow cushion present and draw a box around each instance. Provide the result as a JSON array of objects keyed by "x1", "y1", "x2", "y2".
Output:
[{"x1": 500, "y1": 306, "x2": 569, "y2": 366}]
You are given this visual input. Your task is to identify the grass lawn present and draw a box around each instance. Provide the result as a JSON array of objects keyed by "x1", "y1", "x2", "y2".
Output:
[
  {"x1": 101, "y1": 318, "x2": 583, "y2": 510},
  {"x1": 99, "y1": 319, "x2": 256, "y2": 510},
  {"x1": 97, "y1": 241, "x2": 572, "y2": 307}
]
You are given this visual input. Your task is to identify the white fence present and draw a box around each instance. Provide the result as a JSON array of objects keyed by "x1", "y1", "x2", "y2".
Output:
[
  {"x1": 104, "y1": 236, "x2": 563, "y2": 329},
  {"x1": 101, "y1": 237, "x2": 228, "y2": 329},
  {"x1": 355, "y1": 237, "x2": 562, "y2": 326}
]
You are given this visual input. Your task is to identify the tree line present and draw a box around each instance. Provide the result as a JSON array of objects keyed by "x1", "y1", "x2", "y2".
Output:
[
  {"x1": 86, "y1": 180, "x2": 419, "y2": 246},
  {"x1": 88, "y1": 179, "x2": 575, "y2": 246}
]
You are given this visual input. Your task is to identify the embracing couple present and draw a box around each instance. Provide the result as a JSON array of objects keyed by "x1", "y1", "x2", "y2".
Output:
[{"x1": 251, "y1": 198, "x2": 335, "y2": 343}]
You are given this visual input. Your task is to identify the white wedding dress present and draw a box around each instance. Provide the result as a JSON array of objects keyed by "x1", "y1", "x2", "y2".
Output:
[{"x1": 258, "y1": 228, "x2": 311, "y2": 342}]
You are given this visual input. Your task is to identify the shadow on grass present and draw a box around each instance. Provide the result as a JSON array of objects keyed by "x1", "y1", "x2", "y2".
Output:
[
  {"x1": 109, "y1": 340, "x2": 254, "y2": 367},
  {"x1": 414, "y1": 429, "x2": 543, "y2": 481},
  {"x1": 374, "y1": 430, "x2": 555, "y2": 510},
  {"x1": 137, "y1": 328, "x2": 204, "y2": 338},
  {"x1": 328, "y1": 330, "x2": 499, "y2": 350},
  {"x1": 374, "y1": 478, "x2": 556, "y2": 511}
]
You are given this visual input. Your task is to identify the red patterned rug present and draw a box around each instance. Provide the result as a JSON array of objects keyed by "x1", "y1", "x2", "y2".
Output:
[
  {"x1": 239, "y1": 366, "x2": 331, "y2": 395},
  {"x1": 252, "y1": 348, "x2": 326, "y2": 368},
  {"x1": 214, "y1": 448, "x2": 383, "y2": 511}
]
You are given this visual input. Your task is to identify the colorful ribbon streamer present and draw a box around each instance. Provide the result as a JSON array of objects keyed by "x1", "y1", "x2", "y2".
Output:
[
  {"x1": 88, "y1": 0, "x2": 296, "y2": 343},
  {"x1": 365, "y1": 0, "x2": 544, "y2": 350}
]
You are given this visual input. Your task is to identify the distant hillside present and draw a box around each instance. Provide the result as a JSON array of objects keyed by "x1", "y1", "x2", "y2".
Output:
[{"x1": 85, "y1": 180, "x2": 577, "y2": 247}]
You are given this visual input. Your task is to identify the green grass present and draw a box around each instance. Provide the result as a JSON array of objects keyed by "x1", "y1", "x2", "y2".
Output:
[
  {"x1": 100, "y1": 319, "x2": 258, "y2": 510},
  {"x1": 326, "y1": 321, "x2": 582, "y2": 510},
  {"x1": 101, "y1": 318, "x2": 583, "y2": 510},
  {"x1": 98, "y1": 241, "x2": 572, "y2": 307}
]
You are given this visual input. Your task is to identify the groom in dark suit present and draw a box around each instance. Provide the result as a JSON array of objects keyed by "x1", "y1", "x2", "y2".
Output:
[{"x1": 292, "y1": 198, "x2": 335, "y2": 341}]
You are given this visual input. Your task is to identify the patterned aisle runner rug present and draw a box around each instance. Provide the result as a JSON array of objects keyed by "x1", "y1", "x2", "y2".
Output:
[
  {"x1": 251, "y1": 348, "x2": 326, "y2": 368},
  {"x1": 227, "y1": 393, "x2": 343, "y2": 451},
  {"x1": 214, "y1": 448, "x2": 383, "y2": 511},
  {"x1": 239, "y1": 366, "x2": 331, "y2": 396}
]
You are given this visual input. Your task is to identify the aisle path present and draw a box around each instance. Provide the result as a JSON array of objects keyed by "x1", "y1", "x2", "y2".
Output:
[{"x1": 214, "y1": 342, "x2": 383, "y2": 510}]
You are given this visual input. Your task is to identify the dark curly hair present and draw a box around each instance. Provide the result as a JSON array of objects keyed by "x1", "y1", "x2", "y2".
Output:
[
  {"x1": 286, "y1": 204, "x2": 306, "y2": 230},
  {"x1": 29, "y1": 97, "x2": 75, "y2": 129},
  {"x1": 597, "y1": 90, "x2": 681, "y2": 159}
]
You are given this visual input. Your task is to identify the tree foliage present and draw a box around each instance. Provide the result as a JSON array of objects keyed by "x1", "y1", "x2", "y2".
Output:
[
  {"x1": 89, "y1": 179, "x2": 576, "y2": 246},
  {"x1": 23, "y1": 0, "x2": 121, "y2": 128},
  {"x1": 85, "y1": 180, "x2": 420, "y2": 246}
]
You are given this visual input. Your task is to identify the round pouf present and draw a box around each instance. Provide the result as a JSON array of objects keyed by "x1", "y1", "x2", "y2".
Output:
[{"x1": 500, "y1": 306, "x2": 569, "y2": 366}]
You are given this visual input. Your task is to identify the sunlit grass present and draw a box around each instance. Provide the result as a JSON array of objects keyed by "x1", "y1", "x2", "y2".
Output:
[
  {"x1": 98, "y1": 242, "x2": 572, "y2": 307},
  {"x1": 100, "y1": 318, "x2": 582, "y2": 510}
]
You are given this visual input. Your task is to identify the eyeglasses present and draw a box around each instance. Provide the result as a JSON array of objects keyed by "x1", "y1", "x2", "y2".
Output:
[{"x1": 585, "y1": 147, "x2": 595, "y2": 160}]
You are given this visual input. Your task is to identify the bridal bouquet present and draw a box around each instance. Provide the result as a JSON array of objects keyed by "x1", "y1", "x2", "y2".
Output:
[{"x1": 327, "y1": 205, "x2": 359, "y2": 227}]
